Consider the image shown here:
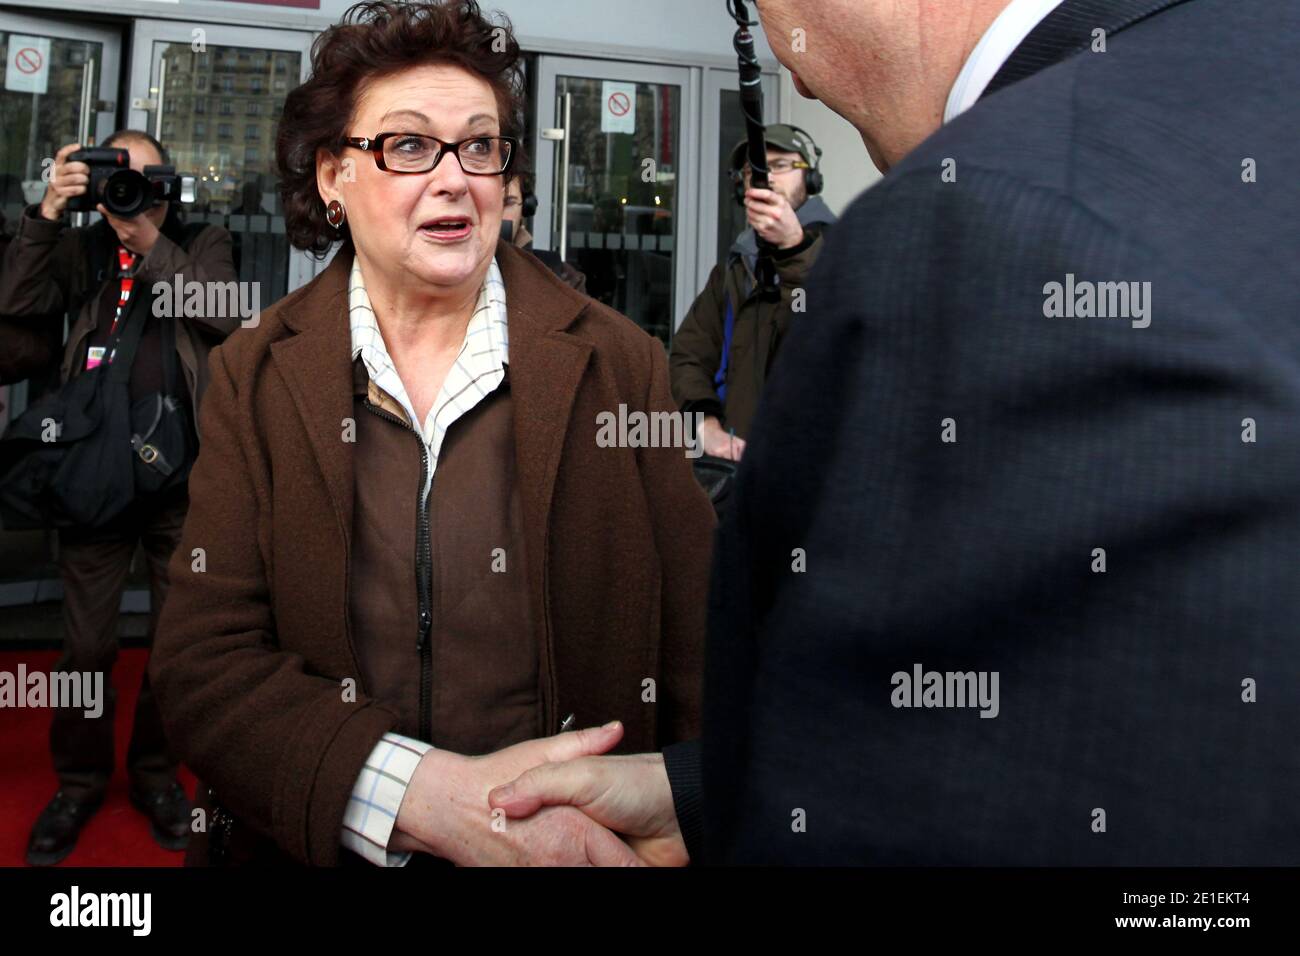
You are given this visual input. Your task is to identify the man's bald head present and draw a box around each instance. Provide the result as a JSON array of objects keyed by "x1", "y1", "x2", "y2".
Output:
[{"x1": 753, "y1": 0, "x2": 1013, "y2": 170}]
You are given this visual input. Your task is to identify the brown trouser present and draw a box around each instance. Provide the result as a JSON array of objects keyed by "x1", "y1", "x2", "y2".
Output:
[{"x1": 50, "y1": 484, "x2": 189, "y2": 802}]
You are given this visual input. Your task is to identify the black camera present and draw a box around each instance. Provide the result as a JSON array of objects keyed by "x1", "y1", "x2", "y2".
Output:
[{"x1": 66, "y1": 147, "x2": 194, "y2": 217}]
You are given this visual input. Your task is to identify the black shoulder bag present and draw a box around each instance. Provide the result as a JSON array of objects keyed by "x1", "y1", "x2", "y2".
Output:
[
  {"x1": 0, "y1": 296, "x2": 147, "y2": 529},
  {"x1": 0, "y1": 223, "x2": 205, "y2": 529},
  {"x1": 129, "y1": 297, "x2": 195, "y2": 498}
]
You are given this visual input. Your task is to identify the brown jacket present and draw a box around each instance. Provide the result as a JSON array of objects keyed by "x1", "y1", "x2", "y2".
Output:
[
  {"x1": 150, "y1": 240, "x2": 715, "y2": 865},
  {"x1": 0, "y1": 204, "x2": 240, "y2": 415},
  {"x1": 669, "y1": 198, "x2": 835, "y2": 440}
]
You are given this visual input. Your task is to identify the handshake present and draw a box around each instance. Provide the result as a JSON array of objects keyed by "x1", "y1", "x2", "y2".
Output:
[{"x1": 389, "y1": 721, "x2": 688, "y2": 866}]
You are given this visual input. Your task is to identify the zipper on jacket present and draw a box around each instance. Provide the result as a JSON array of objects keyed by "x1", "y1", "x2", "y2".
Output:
[{"x1": 362, "y1": 399, "x2": 435, "y2": 743}]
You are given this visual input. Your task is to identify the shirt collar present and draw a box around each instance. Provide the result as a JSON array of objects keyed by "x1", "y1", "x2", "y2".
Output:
[
  {"x1": 944, "y1": 0, "x2": 1066, "y2": 123},
  {"x1": 348, "y1": 255, "x2": 510, "y2": 442}
]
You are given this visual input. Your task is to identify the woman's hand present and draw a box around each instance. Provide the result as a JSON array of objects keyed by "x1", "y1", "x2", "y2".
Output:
[{"x1": 392, "y1": 722, "x2": 644, "y2": 865}]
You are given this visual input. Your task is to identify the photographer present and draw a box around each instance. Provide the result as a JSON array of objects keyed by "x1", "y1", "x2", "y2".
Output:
[
  {"x1": 669, "y1": 125, "x2": 835, "y2": 461},
  {"x1": 0, "y1": 130, "x2": 238, "y2": 866}
]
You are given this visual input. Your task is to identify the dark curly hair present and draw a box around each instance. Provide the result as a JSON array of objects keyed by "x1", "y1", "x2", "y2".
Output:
[{"x1": 276, "y1": 0, "x2": 526, "y2": 256}]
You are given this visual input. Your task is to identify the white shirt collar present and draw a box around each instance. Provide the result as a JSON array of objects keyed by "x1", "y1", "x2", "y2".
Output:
[
  {"x1": 348, "y1": 255, "x2": 509, "y2": 485},
  {"x1": 944, "y1": 0, "x2": 1066, "y2": 123}
]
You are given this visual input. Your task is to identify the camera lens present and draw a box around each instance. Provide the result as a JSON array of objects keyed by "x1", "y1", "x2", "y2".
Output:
[{"x1": 104, "y1": 169, "x2": 150, "y2": 217}]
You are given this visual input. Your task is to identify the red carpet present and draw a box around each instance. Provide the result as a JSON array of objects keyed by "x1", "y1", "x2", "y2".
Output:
[{"x1": 0, "y1": 648, "x2": 196, "y2": 867}]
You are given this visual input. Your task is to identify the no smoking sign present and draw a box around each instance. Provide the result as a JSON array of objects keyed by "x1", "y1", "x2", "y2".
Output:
[
  {"x1": 6, "y1": 35, "x2": 52, "y2": 95},
  {"x1": 600, "y1": 81, "x2": 637, "y2": 134}
]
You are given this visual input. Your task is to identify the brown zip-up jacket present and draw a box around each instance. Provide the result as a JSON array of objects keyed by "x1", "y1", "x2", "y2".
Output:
[{"x1": 150, "y1": 240, "x2": 715, "y2": 866}]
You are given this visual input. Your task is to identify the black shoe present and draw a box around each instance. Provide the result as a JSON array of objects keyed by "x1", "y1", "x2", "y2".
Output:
[
  {"x1": 130, "y1": 781, "x2": 192, "y2": 852},
  {"x1": 26, "y1": 791, "x2": 103, "y2": 866}
]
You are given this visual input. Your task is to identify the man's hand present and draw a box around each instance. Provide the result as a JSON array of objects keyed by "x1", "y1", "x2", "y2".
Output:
[
  {"x1": 393, "y1": 721, "x2": 645, "y2": 866},
  {"x1": 97, "y1": 203, "x2": 163, "y2": 256},
  {"x1": 745, "y1": 186, "x2": 804, "y2": 250},
  {"x1": 699, "y1": 415, "x2": 746, "y2": 461},
  {"x1": 489, "y1": 752, "x2": 687, "y2": 867},
  {"x1": 39, "y1": 143, "x2": 89, "y2": 222}
]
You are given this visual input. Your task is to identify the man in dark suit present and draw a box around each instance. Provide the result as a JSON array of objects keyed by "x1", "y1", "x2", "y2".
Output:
[{"x1": 488, "y1": 0, "x2": 1300, "y2": 865}]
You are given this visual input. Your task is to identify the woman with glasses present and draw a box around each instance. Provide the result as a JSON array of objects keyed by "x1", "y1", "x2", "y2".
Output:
[{"x1": 149, "y1": 0, "x2": 714, "y2": 867}]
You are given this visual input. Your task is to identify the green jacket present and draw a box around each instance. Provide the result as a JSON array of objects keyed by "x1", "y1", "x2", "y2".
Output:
[{"x1": 670, "y1": 197, "x2": 835, "y2": 439}]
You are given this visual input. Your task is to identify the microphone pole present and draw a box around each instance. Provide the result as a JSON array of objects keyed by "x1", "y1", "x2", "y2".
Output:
[{"x1": 728, "y1": 0, "x2": 781, "y2": 302}]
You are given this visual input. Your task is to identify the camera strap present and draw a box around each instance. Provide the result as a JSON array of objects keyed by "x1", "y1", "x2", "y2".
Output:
[{"x1": 103, "y1": 245, "x2": 140, "y2": 346}]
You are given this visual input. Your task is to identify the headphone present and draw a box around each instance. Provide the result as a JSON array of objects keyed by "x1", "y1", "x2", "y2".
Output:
[
  {"x1": 501, "y1": 190, "x2": 539, "y2": 242},
  {"x1": 731, "y1": 124, "x2": 824, "y2": 205}
]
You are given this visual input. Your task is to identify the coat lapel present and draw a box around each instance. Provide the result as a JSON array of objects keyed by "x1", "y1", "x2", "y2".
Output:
[
  {"x1": 495, "y1": 243, "x2": 592, "y2": 731},
  {"x1": 497, "y1": 244, "x2": 592, "y2": 546},
  {"x1": 269, "y1": 249, "x2": 356, "y2": 551}
]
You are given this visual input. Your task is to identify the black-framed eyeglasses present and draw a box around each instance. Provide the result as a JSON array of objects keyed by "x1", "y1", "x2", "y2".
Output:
[{"x1": 342, "y1": 132, "x2": 518, "y2": 176}]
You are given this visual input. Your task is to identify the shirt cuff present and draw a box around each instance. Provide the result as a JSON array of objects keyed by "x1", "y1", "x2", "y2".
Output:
[{"x1": 341, "y1": 732, "x2": 433, "y2": 867}]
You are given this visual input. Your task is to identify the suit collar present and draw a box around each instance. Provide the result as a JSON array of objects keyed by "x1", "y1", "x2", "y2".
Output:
[{"x1": 983, "y1": 0, "x2": 1196, "y2": 98}]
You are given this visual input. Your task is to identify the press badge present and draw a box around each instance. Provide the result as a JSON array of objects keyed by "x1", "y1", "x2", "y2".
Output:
[{"x1": 85, "y1": 346, "x2": 107, "y2": 371}]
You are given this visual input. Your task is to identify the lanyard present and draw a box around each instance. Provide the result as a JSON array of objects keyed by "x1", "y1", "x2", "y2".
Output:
[{"x1": 105, "y1": 245, "x2": 140, "y2": 365}]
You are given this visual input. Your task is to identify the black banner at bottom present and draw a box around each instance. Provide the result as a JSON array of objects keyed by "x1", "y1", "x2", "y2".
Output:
[{"x1": 0, "y1": 866, "x2": 1289, "y2": 941}]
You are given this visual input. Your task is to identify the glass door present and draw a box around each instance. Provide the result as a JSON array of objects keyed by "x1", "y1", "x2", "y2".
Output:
[
  {"x1": 127, "y1": 20, "x2": 315, "y2": 304},
  {"x1": 0, "y1": 13, "x2": 120, "y2": 239},
  {"x1": 0, "y1": 13, "x2": 121, "y2": 612},
  {"x1": 533, "y1": 57, "x2": 698, "y2": 346}
]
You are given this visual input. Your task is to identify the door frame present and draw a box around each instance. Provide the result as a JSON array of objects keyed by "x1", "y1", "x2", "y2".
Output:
[
  {"x1": 0, "y1": 11, "x2": 122, "y2": 154},
  {"x1": 532, "y1": 55, "x2": 700, "y2": 328},
  {"x1": 0, "y1": 13, "x2": 122, "y2": 428},
  {"x1": 125, "y1": 18, "x2": 318, "y2": 291},
  {"x1": 697, "y1": 65, "x2": 778, "y2": 331}
]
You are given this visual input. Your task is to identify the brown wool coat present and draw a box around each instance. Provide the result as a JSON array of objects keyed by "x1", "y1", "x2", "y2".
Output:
[{"x1": 149, "y1": 240, "x2": 715, "y2": 865}]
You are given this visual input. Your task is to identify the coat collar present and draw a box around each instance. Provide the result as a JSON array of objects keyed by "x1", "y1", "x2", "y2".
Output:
[
  {"x1": 984, "y1": 0, "x2": 1194, "y2": 97},
  {"x1": 277, "y1": 239, "x2": 588, "y2": 336}
]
